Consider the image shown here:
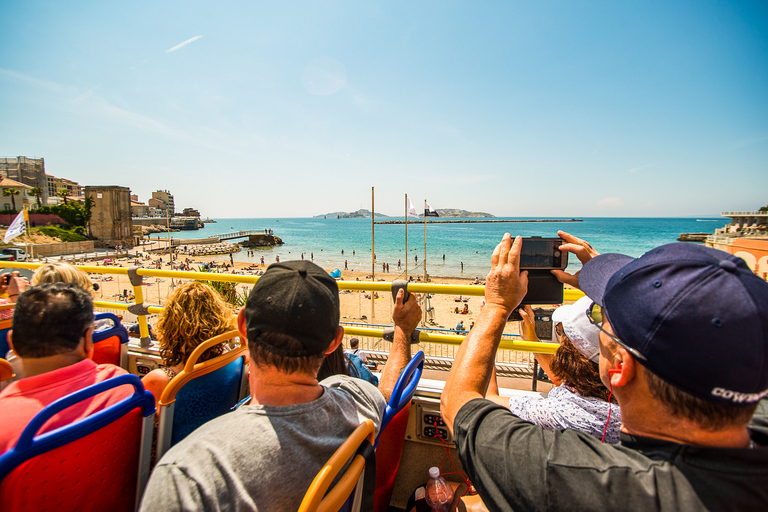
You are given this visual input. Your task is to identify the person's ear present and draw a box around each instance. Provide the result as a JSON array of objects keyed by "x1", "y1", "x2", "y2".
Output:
[
  {"x1": 83, "y1": 326, "x2": 95, "y2": 359},
  {"x1": 608, "y1": 348, "x2": 636, "y2": 388},
  {"x1": 7, "y1": 330, "x2": 14, "y2": 354},
  {"x1": 325, "y1": 326, "x2": 344, "y2": 356},
  {"x1": 237, "y1": 309, "x2": 248, "y2": 340}
]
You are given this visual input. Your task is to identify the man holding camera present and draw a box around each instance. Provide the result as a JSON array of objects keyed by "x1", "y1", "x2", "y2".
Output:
[{"x1": 441, "y1": 232, "x2": 768, "y2": 510}]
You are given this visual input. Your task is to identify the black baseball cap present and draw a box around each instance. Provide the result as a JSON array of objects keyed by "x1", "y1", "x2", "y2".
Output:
[
  {"x1": 580, "y1": 243, "x2": 768, "y2": 406},
  {"x1": 244, "y1": 260, "x2": 340, "y2": 357}
]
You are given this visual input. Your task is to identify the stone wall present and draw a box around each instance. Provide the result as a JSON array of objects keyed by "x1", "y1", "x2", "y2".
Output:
[{"x1": 32, "y1": 241, "x2": 95, "y2": 257}]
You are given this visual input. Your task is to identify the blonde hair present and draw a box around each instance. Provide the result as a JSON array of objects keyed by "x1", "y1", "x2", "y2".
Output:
[
  {"x1": 157, "y1": 281, "x2": 237, "y2": 367},
  {"x1": 32, "y1": 263, "x2": 94, "y2": 296}
]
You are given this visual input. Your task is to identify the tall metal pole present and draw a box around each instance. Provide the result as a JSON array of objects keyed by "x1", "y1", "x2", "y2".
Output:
[
  {"x1": 405, "y1": 194, "x2": 408, "y2": 279},
  {"x1": 424, "y1": 199, "x2": 427, "y2": 283},
  {"x1": 371, "y1": 187, "x2": 375, "y2": 323},
  {"x1": 166, "y1": 209, "x2": 171, "y2": 261}
]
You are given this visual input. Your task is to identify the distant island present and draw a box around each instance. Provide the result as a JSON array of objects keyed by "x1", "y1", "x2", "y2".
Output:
[
  {"x1": 314, "y1": 209, "x2": 390, "y2": 219},
  {"x1": 315, "y1": 208, "x2": 492, "y2": 219},
  {"x1": 431, "y1": 209, "x2": 494, "y2": 218}
]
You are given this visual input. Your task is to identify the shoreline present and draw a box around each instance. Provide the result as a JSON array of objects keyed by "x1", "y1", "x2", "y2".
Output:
[{"x1": 374, "y1": 218, "x2": 583, "y2": 225}]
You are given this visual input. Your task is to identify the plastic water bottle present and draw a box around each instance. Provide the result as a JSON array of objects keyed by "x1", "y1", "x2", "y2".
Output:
[{"x1": 424, "y1": 467, "x2": 454, "y2": 512}]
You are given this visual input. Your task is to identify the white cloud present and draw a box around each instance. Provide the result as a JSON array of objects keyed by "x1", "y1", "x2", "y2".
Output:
[
  {"x1": 166, "y1": 35, "x2": 204, "y2": 53},
  {"x1": 596, "y1": 197, "x2": 624, "y2": 210}
]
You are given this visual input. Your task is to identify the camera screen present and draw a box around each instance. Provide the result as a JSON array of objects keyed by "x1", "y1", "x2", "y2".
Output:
[{"x1": 520, "y1": 239, "x2": 560, "y2": 268}]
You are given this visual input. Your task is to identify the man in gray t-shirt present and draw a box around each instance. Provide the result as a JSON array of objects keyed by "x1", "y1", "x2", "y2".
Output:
[{"x1": 140, "y1": 261, "x2": 421, "y2": 512}]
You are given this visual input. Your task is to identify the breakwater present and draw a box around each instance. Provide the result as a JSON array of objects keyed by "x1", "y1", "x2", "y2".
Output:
[{"x1": 374, "y1": 218, "x2": 582, "y2": 225}]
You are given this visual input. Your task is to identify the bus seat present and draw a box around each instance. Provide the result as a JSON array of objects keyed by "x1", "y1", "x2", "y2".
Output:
[
  {"x1": 373, "y1": 351, "x2": 424, "y2": 511},
  {"x1": 91, "y1": 312, "x2": 130, "y2": 368},
  {"x1": 298, "y1": 419, "x2": 376, "y2": 512},
  {"x1": 0, "y1": 374, "x2": 156, "y2": 512},
  {"x1": 376, "y1": 351, "x2": 424, "y2": 447},
  {"x1": 0, "y1": 357, "x2": 13, "y2": 381},
  {"x1": 156, "y1": 330, "x2": 248, "y2": 461},
  {"x1": 0, "y1": 316, "x2": 12, "y2": 358}
]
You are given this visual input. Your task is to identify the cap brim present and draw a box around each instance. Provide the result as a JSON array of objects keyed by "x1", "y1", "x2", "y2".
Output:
[{"x1": 579, "y1": 253, "x2": 634, "y2": 306}]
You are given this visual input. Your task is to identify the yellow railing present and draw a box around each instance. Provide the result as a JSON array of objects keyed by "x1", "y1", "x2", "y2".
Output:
[{"x1": 2, "y1": 261, "x2": 572, "y2": 355}]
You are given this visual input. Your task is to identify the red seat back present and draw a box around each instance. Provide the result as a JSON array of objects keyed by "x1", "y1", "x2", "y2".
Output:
[{"x1": 1, "y1": 409, "x2": 143, "y2": 512}]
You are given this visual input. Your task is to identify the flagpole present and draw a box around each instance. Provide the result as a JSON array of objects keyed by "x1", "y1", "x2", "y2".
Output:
[
  {"x1": 424, "y1": 200, "x2": 427, "y2": 283},
  {"x1": 404, "y1": 194, "x2": 408, "y2": 279},
  {"x1": 23, "y1": 206, "x2": 31, "y2": 261},
  {"x1": 371, "y1": 187, "x2": 375, "y2": 323}
]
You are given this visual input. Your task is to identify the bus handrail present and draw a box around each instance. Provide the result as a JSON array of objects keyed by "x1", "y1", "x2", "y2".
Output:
[{"x1": 2, "y1": 261, "x2": 564, "y2": 355}]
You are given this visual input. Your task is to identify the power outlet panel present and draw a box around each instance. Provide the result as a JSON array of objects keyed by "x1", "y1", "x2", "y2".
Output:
[{"x1": 414, "y1": 401, "x2": 453, "y2": 444}]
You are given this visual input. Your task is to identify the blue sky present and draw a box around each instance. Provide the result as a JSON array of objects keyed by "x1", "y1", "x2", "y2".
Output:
[{"x1": 1, "y1": 1, "x2": 766, "y2": 218}]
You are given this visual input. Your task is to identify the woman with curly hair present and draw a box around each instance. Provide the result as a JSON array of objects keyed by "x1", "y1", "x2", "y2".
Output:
[
  {"x1": 141, "y1": 281, "x2": 237, "y2": 404},
  {"x1": 485, "y1": 296, "x2": 621, "y2": 443}
]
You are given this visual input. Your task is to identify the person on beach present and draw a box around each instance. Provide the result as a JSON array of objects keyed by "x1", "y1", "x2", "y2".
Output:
[
  {"x1": 485, "y1": 298, "x2": 621, "y2": 443},
  {"x1": 141, "y1": 282, "x2": 236, "y2": 405},
  {"x1": 345, "y1": 260, "x2": 348, "y2": 270},
  {"x1": 141, "y1": 261, "x2": 422, "y2": 511},
  {"x1": 441, "y1": 232, "x2": 768, "y2": 511}
]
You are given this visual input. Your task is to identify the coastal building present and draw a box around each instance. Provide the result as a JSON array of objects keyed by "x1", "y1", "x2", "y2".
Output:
[
  {"x1": 0, "y1": 156, "x2": 48, "y2": 205},
  {"x1": 148, "y1": 190, "x2": 175, "y2": 215},
  {"x1": 707, "y1": 210, "x2": 768, "y2": 280},
  {"x1": 46, "y1": 175, "x2": 84, "y2": 204},
  {"x1": 85, "y1": 186, "x2": 134, "y2": 248},
  {"x1": 0, "y1": 178, "x2": 33, "y2": 211},
  {"x1": 181, "y1": 207, "x2": 200, "y2": 218},
  {"x1": 716, "y1": 210, "x2": 768, "y2": 236}
]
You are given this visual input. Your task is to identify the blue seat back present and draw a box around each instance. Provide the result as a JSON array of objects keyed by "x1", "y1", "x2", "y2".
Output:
[
  {"x1": 92, "y1": 312, "x2": 129, "y2": 344},
  {"x1": 170, "y1": 357, "x2": 245, "y2": 446},
  {"x1": 0, "y1": 327, "x2": 9, "y2": 359},
  {"x1": 376, "y1": 351, "x2": 424, "y2": 447}
]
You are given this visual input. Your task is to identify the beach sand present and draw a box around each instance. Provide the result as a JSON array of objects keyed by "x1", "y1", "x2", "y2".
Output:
[
  {"x1": 88, "y1": 252, "x2": 512, "y2": 331},
  {"x1": 85, "y1": 251, "x2": 556, "y2": 391}
]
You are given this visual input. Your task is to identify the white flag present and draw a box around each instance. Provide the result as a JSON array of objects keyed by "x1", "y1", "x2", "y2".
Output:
[
  {"x1": 424, "y1": 201, "x2": 439, "y2": 217},
  {"x1": 406, "y1": 197, "x2": 419, "y2": 219},
  {"x1": 4, "y1": 210, "x2": 26, "y2": 244}
]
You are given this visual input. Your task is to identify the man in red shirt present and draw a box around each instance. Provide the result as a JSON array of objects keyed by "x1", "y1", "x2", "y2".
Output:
[{"x1": 0, "y1": 283, "x2": 132, "y2": 454}]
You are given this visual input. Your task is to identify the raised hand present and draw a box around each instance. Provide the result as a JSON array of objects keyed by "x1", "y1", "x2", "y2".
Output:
[
  {"x1": 484, "y1": 234, "x2": 528, "y2": 319},
  {"x1": 551, "y1": 230, "x2": 600, "y2": 289}
]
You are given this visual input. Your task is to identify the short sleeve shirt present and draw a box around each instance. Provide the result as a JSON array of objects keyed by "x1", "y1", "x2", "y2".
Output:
[{"x1": 454, "y1": 398, "x2": 768, "y2": 512}]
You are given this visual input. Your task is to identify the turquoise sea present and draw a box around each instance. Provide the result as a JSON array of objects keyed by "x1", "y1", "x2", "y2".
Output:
[{"x1": 163, "y1": 217, "x2": 725, "y2": 279}]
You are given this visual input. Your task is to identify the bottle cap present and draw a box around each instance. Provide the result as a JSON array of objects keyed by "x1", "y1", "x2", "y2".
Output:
[{"x1": 429, "y1": 467, "x2": 440, "y2": 479}]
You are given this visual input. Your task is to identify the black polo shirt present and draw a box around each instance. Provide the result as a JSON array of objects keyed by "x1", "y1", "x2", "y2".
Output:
[{"x1": 454, "y1": 398, "x2": 768, "y2": 511}]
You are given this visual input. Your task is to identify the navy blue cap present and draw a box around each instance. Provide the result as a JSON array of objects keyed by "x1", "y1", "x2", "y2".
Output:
[{"x1": 580, "y1": 243, "x2": 768, "y2": 406}]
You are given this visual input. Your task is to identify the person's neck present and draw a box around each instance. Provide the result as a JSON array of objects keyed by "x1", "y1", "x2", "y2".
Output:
[
  {"x1": 619, "y1": 394, "x2": 752, "y2": 449},
  {"x1": 248, "y1": 366, "x2": 324, "y2": 407},
  {"x1": 21, "y1": 353, "x2": 87, "y2": 379}
]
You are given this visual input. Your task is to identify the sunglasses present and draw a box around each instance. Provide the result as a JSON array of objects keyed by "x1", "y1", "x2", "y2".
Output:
[{"x1": 586, "y1": 302, "x2": 647, "y2": 362}]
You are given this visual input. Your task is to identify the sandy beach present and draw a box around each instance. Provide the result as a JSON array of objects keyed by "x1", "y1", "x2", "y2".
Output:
[{"x1": 87, "y1": 251, "x2": 506, "y2": 333}]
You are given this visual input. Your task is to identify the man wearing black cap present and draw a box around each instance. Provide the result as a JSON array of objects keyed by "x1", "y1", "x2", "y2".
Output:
[
  {"x1": 441, "y1": 232, "x2": 768, "y2": 511},
  {"x1": 141, "y1": 260, "x2": 421, "y2": 511}
]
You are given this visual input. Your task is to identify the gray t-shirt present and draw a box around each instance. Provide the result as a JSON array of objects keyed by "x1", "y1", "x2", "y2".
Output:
[{"x1": 140, "y1": 375, "x2": 385, "y2": 512}]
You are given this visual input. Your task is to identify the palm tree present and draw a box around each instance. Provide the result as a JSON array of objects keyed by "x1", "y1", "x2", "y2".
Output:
[
  {"x1": 29, "y1": 187, "x2": 43, "y2": 208},
  {"x1": 3, "y1": 188, "x2": 20, "y2": 211},
  {"x1": 57, "y1": 189, "x2": 70, "y2": 204}
]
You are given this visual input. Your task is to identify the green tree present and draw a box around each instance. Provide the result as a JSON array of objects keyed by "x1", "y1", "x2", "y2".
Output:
[
  {"x1": 2, "y1": 188, "x2": 20, "y2": 211},
  {"x1": 57, "y1": 189, "x2": 71, "y2": 204},
  {"x1": 29, "y1": 187, "x2": 43, "y2": 207}
]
